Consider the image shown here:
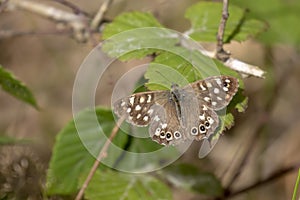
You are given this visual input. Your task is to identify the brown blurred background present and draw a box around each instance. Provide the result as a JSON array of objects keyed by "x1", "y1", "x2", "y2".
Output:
[{"x1": 1, "y1": 0, "x2": 300, "y2": 199}]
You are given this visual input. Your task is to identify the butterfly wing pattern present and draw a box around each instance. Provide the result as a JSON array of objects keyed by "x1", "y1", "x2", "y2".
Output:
[{"x1": 113, "y1": 75, "x2": 239, "y2": 146}]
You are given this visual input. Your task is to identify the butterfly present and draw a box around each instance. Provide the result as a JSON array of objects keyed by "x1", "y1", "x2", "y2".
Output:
[{"x1": 113, "y1": 75, "x2": 239, "y2": 148}]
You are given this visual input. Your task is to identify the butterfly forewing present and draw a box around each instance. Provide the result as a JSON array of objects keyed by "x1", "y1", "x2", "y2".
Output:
[
  {"x1": 188, "y1": 76, "x2": 239, "y2": 110},
  {"x1": 113, "y1": 90, "x2": 170, "y2": 127}
]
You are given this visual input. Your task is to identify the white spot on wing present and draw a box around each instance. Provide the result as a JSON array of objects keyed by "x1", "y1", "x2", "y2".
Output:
[
  {"x1": 121, "y1": 101, "x2": 126, "y2": 106},
  {"x1": 139, "y1": 96, "x2": 145, "y2": 103},
  {"x1": 135, "y1": 105, "x2": 141, "y2": 110},
  {"x1": 155, "y1": 128, "x2": 161, "y2": 136},
  {"x1": 204, "y1": 97, "x2": 210, "y2": 102},
  {"x1": 217, "y1": 96, "x2": 223, "y2": 101},
  {"x1": 147, "y1": 109, "x2": 154, "y2": 115},
  {"x1": 216, "y1": 79, "x2": 222, "y2": 85},
  {"x1": 225, "y1": 79, "x2": 231, "y2": 83},
  {"x1": 143, "y1": 115, "x2": 149, "y2": 121},
  {"x1": 161, "y1": 123, "x2": 167, "y2": 129},
  {"x1": 154, "y1": 115, "x2": 160, "y2": 121},
  {"x1": 199, "y1": 114, "x2": 205, "y2": 120},
  {"x1": 200, "y1": 83, "x2": 206, "y2": 91},
  {"x1": 137, "y1": 113, "x2": 141, "y2": 119},
  {"x1": 129, "y1": 96, "x2": 135, "y2": 105},
  {"x1": 206, "y1": 82, "x2": 212, "y2": 87},
  {"x1": 214, "y1": 88, "x2": 220, "y2": 94},
  {"x1": 223, "y1": 87, "x2": 229, "y2": 92},
  {"x1": 207, "y1": 117, "x2": 214, "y2": 124},
  {"x1": 126, "y1": 108, "x2": 131, "y2": 113},
  {"x1": 147, "y1": 94, "x2": 152, "y2": 103},
  {"x1": 212, "y1": 101, "x2": 217, "y2": 106}
]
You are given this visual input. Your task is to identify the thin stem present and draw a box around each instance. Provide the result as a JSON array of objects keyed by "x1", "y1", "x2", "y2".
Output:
[
  {"x1": 292, "y1": 168, "x2": 300, "y2": 200},
  {"x1": 51, "y1": 0, "x2": 90, "y2": 16},
  {"x1": 0, "y1": 29, "x2": 73, "y2": 39},
  {"x1": 75, "y1": 117, "x2": 124, "y2": 200},
  {"x1": 0, "y1": 0, "x2": 9, "y2": 13},
  {"x1": 216, "y1": 0, "x2": 230, "y2": 62},
  {"x1": 90, "y1": 0, "x2": 113, "y2": 30}
]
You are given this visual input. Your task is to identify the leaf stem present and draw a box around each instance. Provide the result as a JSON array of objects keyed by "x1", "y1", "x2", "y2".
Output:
[
  {"x1": 75, "y1": 117, "x2": 124, "y2": 200},
  {"x1": 292, "y1": 168, "x2": 300, "y2": 200}
]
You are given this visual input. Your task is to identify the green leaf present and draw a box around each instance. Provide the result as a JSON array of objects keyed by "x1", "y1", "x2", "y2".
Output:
[
  {"x1": 81, "y1": 170, "x2": 172, "y2": 200},
  {"x1": 185, "y1": 2, "x2": 266, "y2": 42},
  {"x1": 232, "y1": 0, "x2": 300, "y2": 46},
  {"x1": 0, "y1": 65, "x2": 38, "y2": 108},
  {"x1": 46, "y1": 108, "x2": 128, "y2": 195},
  {"x1": 102, "y1": 27, "x2": 178, "y2": 61},
  {"x1": 103, "y1": 12, "x2": 163, "y2": 39},
  {"x1": 145, "y1": 49, "x2": 244, "y2": 90},
  {"x1": 114, "y1": 135, "x2": 181, "y2": 171},
  {"x1": 102, "y1": 12, "x2": 165, "y2": 60},
  {"x1": 145, "y1": 48, "x2": 227, "y2": 90},
  {"x1": 162, "y1": 163, "x2": 223, "y2": 196}
]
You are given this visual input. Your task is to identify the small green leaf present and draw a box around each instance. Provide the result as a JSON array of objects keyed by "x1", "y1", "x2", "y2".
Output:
[
  {"x1": 221, "y1": 112, "x2": 234, "y2": 131},
  {"x1": 162, "y1": 163, "x2": 223, "y2": 196},
  {"x1": 229, "y1": 89, "x2": 248, "y2": 113},
  {"x1": 0, "y1": 65, "x2": 38, "y2": 108},
  {"x1": 185, "y1": 2, "x2": 266, "y2": 42},
  {"x1": 46, "y1": 108, "x2": 128, "y2": 195},
  {"x1": 81, "y1": 170, "x2": 172, "y2": 200}
]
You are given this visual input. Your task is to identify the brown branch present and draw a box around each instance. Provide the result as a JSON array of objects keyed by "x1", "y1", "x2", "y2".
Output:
[
  {"x1": 226, "y1": 162, "x2": 300, "y2": 198},
  {"x1": 90, "y1": 0, "x2": 113, "y2": 30},
  {"x1": 8, "y1": 0, "x2": 90, "y2": 42},
  {"x1": 216, "y1": 0, "x2": 230, "y2": 62},
  {"x1": 0, "y1": 29, "x2": 73, "y2": 39},
  {"x1": 0, "y1": 0, "x2": 8, "y2": 13},
  {"x1": 51, "y1": 0, "x2": 90, "y2": 17},
  {"x1": 224, "y1": 57, "x2": 293, "y2": 191},
  {"x1": 75, "y1": 117, "x2": 124, "y2": 200}
]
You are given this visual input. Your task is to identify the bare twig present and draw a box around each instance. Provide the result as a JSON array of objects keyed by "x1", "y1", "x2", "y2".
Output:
[
  {"x1": 0, "y1": 29, "x2": 73, "y2": 39},
  {"x1": 0, "y1": 0, "x2": 9, "y2": 13},
  {"x1": 216, "y1": 0, "x2": 230, "y2": 62},
  {"x1": 90, "y1": 0, "x2": 113, "y2": 30},
  {"x1": 203, "y1": 0, "x2": 265, "y2": 78},
  {"x1": 8, "y1": 0, "x2": 90, "y2": 42},
  {"x1": 224, "y1": 114, "x2": 266, "y2": 190},
  {"x1": 226, "y1": 162, "x2": 300, "y2": 198},
  {"x1": 224, "y1": 60, "x2": 293, "y2": 191},
  {"x1": 200, "y1": 49, "x2": 265, "y2": 78},
  {"x1": 75, "y1": 117, "x2": 124, "y2": 200},
  {"x1": 51, "y1": 0, "x2": 90, "y2": 17}
]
